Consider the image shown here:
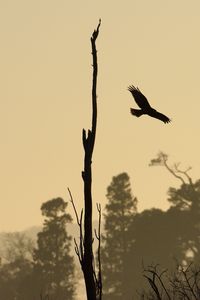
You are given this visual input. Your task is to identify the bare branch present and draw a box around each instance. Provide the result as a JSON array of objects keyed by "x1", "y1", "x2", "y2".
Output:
[
  {"x1": 144, "y1": 266, "x2": 171, "y2": 300},
  {"x1": 143, "y1": 274, "x2": 162, "y2": 300},
  {"x1": 180, "y1": 264, "x2": 198, "y2": 300},
  {"x1": 149, "y1": 152, "x2": 194, "y2": 185},
  {"x1": 79, "y1": 209, "x2": 84, "y2": 260},
  {"x1": 74, "y1": 238, "x2": 82, "y2": 265},
  {"x1": 68, "y1": 188, "x2": 81, "y2": 226},
  {"x1": 174, "y1": 164, "x2": 193, "y2": 186},
  {"x1": 145, "y1": 263, "x2": 200, "y2": 299},
  {"x1": 68, "y1": 188, "x2": 84, "y2": 262},
  {"x1": 91, "y1": 19, "x2": 101, "y2": 42},
  {"x1": 96, "y1": 203, "x2": 102, "y2": 299}
]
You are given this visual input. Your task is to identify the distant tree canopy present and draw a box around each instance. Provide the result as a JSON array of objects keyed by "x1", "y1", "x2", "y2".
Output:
[
  {"x1": 150, "y1": 151, "x2": 200, "y2": 210},
  {"x1": 1, "y1": 232, "x2": 34, "y2": 264},
  {"x1": 0, "y1": 232, "x2": 34, "y2": 300},
  {"x1": 0, "y1": 197, "x2": 76, "y2": 300},
  {"x1": 150, "y1": 152, "x2": 200, "y2": 263},
  {"x1": 101, "y1": 161, "x2": 200, "y2": 299},
  {"x1": 1, "y1": 157, "x2": 200, "y2": 300},
  {"x1": 168, "y1": 179, "x2": 200, "y2": 210},
  {"x1": 33, "y1": 197, "x2": 76, "y2": 300},
  {"x1": 101, "y1": 172, "x2": 137, "y2": 300}
]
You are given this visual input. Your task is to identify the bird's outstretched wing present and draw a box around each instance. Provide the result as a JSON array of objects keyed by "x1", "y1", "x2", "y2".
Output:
[
  {"x1": 151, "y1": 110, "x2": 171, "y2": 123},
  {"x1": 128, "y1": 85, "x2": 151, "y2": 109}
]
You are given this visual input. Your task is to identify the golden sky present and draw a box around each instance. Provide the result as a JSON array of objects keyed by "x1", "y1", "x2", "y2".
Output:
[{"x1": 1, "y1": 0, "x2": 200, "y2": 231}]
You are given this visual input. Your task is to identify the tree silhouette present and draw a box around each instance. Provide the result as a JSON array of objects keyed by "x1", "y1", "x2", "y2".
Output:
[
  {"x1": 101, "y1": 172, "x2": 137, "y2": 300},
  {"x1": 0, "y1": 257, "x2": 33, "y2": 300},
  {"x1": 0, "y1": 233, "x2": 34, "y2": 300},
  {"x1": 68, "y1": 19, "x2": 102, "y2": 300},
  {"x1": 33, "y1": 197, "x2": 75, "y2": 300},
  {"x1": 150, "y1": 152, "x2": 200, "y2": 263}
]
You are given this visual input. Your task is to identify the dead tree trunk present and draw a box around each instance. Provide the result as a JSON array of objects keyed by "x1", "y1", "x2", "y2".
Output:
[{"x1": 81, "y1": 20, "x2": 101, "y2": 300}]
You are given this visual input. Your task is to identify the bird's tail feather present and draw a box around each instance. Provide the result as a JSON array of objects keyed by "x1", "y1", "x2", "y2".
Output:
[{"x1": 130, "y1": 108, "x2": 143, "y2": 117}]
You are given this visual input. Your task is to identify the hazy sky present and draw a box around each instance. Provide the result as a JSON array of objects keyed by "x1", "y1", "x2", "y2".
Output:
[{"x1": 1, "y1": 0, "x2": 200, "y2": 231}]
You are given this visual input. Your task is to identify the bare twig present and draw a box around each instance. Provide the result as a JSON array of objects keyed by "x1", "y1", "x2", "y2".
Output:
[
  {"x1": 149, "y1": 152, "x2": 194, "y2": 185},
  {"x1": 180, "y1": 264, "x2": 198, "y2": 300},
  {"x1": 174, "y1": 164, "x2": 193, "y2": 186},
  {"x1": 95, "y1": 203, "x2": 102, "y2": 300},
  {"x1": 67, "y1": 188, "x2": 84, "y2": 263},
  {"x1": 144, "y1": 263, "x2": 200, "y2": 299},
  {"x1": 68, "y1": 188, "x2": 81, "y2": 226},
  {"x1": 144, "y1": 266, "x2": 171, "y2": 300}
]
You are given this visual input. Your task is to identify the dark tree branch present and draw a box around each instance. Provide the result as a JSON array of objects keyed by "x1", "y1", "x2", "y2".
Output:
[
  {"x1": 68, "y1": 188, "x2": 84, "y2": 263},
  {"x1": 180, "y1": 264, "x2": 198, "y2": 300},
  {"x1": 95, "y1": 203, "x2": 102, "y2": 300},
  {"x1": 144, "y1": 264, "x2": 200, "y2": 299},
  {"x1": 174, "y1": 164, "x2": 193, "y2": 186},
  {"x1": 68, "y1": 188, "x2": 81, "y2": 226},
  {"x1": 74, "y1": 238, "x2": 82, "y2": 265},
  {"x1": 149, "y1": 151, "x2": 193, "y2": 185},
  {"x1": 144, "y1": 266, "x2": 171, "y2": 300}
]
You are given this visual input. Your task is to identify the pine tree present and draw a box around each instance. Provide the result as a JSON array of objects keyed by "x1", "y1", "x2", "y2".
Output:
[
  {"x1": 33, "y1": 197, "x2": 76, "y2": 300},
  {"x1": 101, "y1": 173, "x2": 137, "y2": 300}
]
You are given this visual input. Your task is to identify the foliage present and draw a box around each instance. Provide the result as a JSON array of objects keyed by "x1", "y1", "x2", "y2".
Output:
[
  {"x1": 150, "y1": 152, "x2": 200, "y2": 262},
  {"x1": 127, "y1": 207, "x2": 195, "y2": 297},
  {"x1": 167, "y1": 179, "x2": 200, "y2": 209},
  {"x1": 102, "y1": 155, "x2": 200, "y2": 299},
  {"x1": 1, "y1": 232, "x2": 34, "y2": 263},
  {"x1": 0, "y1": 233, "x2": 34, "y2": 300},
  {"x1": 101, "y1": 172, "x2": 137, "y2": 300},
  {"x1": 0, "y1": 198, "x2": 76, "y2": 300},
  {"x1": 33, "y1": 197, "x2": 76, "y2": 300}
]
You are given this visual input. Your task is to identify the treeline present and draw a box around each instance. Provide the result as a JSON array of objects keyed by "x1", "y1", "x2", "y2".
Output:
[
  {"x1": 101, "y1": 153, "x2": 200, "y2": 299},
  {"x1": 1, "y1": 153, "x2": 200, "y2": 299},
  {"x1": 0, "y1": 198, "x2": 76, "y2": 300}
]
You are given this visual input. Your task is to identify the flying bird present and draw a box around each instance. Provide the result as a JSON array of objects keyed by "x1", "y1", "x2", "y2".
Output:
[{"x1": 128, "y1": 85, "x2": 171, "y2": 124}]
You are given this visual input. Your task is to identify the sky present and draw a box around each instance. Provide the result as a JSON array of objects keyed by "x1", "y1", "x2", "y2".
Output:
[{"x1": 0, "y1": 0, "x2": 200, "y2": 231}]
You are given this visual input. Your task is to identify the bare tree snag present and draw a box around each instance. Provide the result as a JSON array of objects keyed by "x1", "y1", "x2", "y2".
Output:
[
  {"x1": 81, "y1": 19, "x2": 101, "y2": 300},
  {"x1": 68, "y1": 20, "x2": 102, "y2": 300}
]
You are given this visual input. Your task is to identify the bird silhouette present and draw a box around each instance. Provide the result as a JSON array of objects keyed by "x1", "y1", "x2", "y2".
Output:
[{"x1": 128, "y1": 85, "x2": 171, "y2": 124}]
